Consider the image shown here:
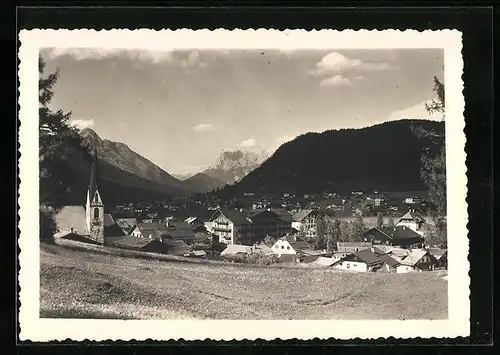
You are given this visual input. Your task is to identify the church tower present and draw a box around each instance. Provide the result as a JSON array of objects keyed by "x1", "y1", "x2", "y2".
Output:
[{"x1": 86, "y1": 147, "x2": 105, "y2": 244}]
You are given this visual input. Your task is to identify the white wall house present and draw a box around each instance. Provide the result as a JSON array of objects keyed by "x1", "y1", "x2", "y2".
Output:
[
  {"x1": 212, "y1": 214, "x2": 236, "y2": 245},
  {"x1": 396, "y1": 209, "x2": 427, "y2": 236},
  {"x1": 271, "y1": 238, "x2": 297, "y2": 257},
  {"x1": 333, "y1": 260, "x2": 369, "y2": 272}
]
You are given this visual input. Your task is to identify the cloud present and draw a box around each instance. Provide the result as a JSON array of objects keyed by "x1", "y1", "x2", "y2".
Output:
[
  {"x1": 389, "y1": 100, "x2": 444, "y2": 121},
  {"x1": 310, "y1": 52, "x2": 397, "y2": 76},
  {"x1": 239, "y1": 138, "x2": 256, "y2": 148},
  {"x1": 319, "y1": 75, "x2": 353, "y2": 87},
  {"x1": 192, "y1": 123, "x2": 216, "y2": 132},
  {"x1": 70, "y1": 118, "x2": 95, "y2": 129},
  {"x1": 45, "y1": 48, "x2": 174, "y2": 64}
]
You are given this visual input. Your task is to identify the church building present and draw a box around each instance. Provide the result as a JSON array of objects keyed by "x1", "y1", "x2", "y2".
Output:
[{"x1": 53, "y1": 149, "x2": 125, "y2": 245}]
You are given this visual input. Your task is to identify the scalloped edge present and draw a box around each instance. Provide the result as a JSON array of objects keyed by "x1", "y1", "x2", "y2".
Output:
[{"x1": 17, "y1": 28, "x2": 468, "y2": 342}]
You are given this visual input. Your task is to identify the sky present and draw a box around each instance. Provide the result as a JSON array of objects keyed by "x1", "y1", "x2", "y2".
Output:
[{"x1": 41, "y1": 48, "x2": 444, "y2": 175}]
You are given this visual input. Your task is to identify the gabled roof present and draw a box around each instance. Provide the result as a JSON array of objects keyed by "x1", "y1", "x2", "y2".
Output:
[
  {"x1": 378, "y1": 254, "x2": 400, "y2": 267},
  {"x1": 292, "y1": 209, "x2": 314, "y2": 222},
  {"x1": 400, "y1": 249, "x2": 429, "y2": 266},
  {"x1": 271, "y1": 209, "x2": 295, "y2": 223},
  {"x1": 398, "y1": 210, "x2": 427, "y2": 224},
  {"x1": 280, "y1": 234, "x2": 311, "y2": 251},
  {"x1": 312, "y1": 256, "x2": 337, "y2": 267},
  {"x1": 337, "y1": 241, "x2": 372, "y2": 248},
  {"x1": 350, "y1": 249, "x2": 384, "y2": 266},
  {"x1": 366, "y1": 226, "x2": 424, "y2": 241},
  {"x1": 161, "y1": 239, "x2": 191, "y2": 256},
  {"x1": 428, "y1": 248, "x2": 447, "y2": 260},
  {"x1": 215, "y1": 209, "x2": 252, "y2": 225},
  {"x1": 221, "y1": 244, "x2": 252, "y2": 256},
  {"x1": 162, "y1": 229, "x2": 195, "y2": 240}
]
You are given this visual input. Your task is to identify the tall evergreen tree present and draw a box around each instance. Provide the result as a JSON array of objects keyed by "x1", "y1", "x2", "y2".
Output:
[
  {"x1": 350, "y1": 211, "x2": 367, "y2": 242},
  {"x1": 38, "y1": 56, "x2": 89, "y2": 242},
  {"x1": 326, "y1": 219, "x2": 341, "y2": 253},
  {"x1": 376, "y1": 212, "x2": 384, "y2": 228},
  {"x1": 339, "y1": 220, "x2": 350, "y2": 242}
]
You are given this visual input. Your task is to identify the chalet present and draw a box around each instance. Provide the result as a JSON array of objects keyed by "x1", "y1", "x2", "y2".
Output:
[
  {"x1": 363, "y1": 226, "x2": 425, "y2": 248},
  {"x1": 336, "y1": 242, "x2": 372, "y2": 254},
  {"x1": 209, "y1": 208, "x2": 293, "y2": 245},
  {"x1": 333, "y1": 249, "x2": 384, "y2": 272},
  {"x1": 396, "y1": 209, "x2": 427, "y2": 235},
  {"x1": 292, "y1": 209, "x2": 321, "y2": 239},
  {"x1": 271, "y1": 234, "x2": 316, "y2": 257},
  {"x1": 396, "y1": 249, "x2": 438, "y2": 273},
  {"x1": 428, "y1": 248, "x2": 448, "y2": 269},
  {"x1": 377, "y1": 254, "x2": 401, "y2": 273}
]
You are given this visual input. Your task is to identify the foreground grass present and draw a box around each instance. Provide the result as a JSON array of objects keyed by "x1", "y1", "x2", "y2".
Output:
[{"x1": 40, "y1": 241, "x2": 448, "y2": 320}]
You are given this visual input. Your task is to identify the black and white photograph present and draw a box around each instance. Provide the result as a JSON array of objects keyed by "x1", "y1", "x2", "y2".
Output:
[{"x1": 18, "y1": 29, "x2": 468, "y2": 341}]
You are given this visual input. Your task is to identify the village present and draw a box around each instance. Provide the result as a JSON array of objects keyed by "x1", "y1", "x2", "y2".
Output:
[{"x1": 53, "y1": 153, "x2": 448, "y2": 274}]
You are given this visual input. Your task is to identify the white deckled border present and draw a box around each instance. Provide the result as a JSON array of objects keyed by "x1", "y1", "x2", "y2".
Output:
[{"x1": 18, "y1": 29, "x2": 468, "y2": 342}]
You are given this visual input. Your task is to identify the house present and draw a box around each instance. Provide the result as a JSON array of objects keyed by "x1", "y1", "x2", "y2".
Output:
[
  {"x1": 396, "y1": 209, "x2": 427, "y2": 235},
  {"x1": 129, "y1": 221, "x2": 196, "y2": 244},
  {"x1": 184, "y1": 216, "x2": 207, "y2": 232},
  {"x1": 271, "y1": 234, "x2": 312, "y2": 257},
  {"x1": 113, "y1": 217, "x2": 138, "y2": 234},
  {"x1": 404, "y1": 196, "x2": 421, "y2": 205},
  {"x1": 396, "y1": 249, "x2": 438, "y2": 273},
  {"x1": 209, "y1": 208, "x2": 293, "y2": 245},
  {"x1": 377, "y1": 254, "x2": 401, "y2": 273},
  {"x1": 220, "y1": 244, "x2": 253, "y2": 256},
  {"x1": 363, "y1": 226, "x2": 425, "y2": 248},
  {"x1": 428, "y1": 248, "x2": 448, "y2": 269},
  {"x1": 292, "y1": 209, "x2": 322, "y2": 239},
  {"x1": 333, "y1": 249, "x2": 384, "y2": 272},
  {"x1": 336, "y1": 242, "x2": 373, "y2": 254}
]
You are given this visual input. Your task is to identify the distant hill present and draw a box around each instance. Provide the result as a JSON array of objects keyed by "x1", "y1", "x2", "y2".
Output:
[
  {"x1": 81, "y1": 128, "x2": 184, "y2": 190},
  {"x1": 218, "y1": 119, "x2": 444, "y2": 197},
  {"x1": 182, "y1": 173, "x2": 227, "y2": 193},
  {"x1": 201, "y1": 150, "x2": 269, "y2": 186},
  {"x1": 172, "y1": 173, "x2": 193, "y2": 181}
]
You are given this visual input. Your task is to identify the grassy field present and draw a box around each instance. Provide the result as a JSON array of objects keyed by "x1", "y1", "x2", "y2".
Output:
[{"x1": 40, "y1": 240, "x2": 448, "y2": 320}]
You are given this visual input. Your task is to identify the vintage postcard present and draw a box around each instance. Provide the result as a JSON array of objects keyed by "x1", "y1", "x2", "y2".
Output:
[{"x1": 18, "y1": 29, "x2": 468, "y2": 341}]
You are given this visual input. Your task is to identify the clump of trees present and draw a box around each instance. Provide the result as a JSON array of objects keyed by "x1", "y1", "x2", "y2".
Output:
[
  {"x1": 38, "y1": 56, "x2": 90, "y2": 243},
  {"x1": 416, "y1": 77, "x2": 447, "y2": 248}
]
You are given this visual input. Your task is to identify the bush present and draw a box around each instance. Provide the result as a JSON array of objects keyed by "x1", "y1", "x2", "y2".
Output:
[
  {"x1": 223, "y1": 252, "x2": 279, "y2": 266},
  {"x1": 40, "y1": 205, "x2": 56, "y2": 244}
]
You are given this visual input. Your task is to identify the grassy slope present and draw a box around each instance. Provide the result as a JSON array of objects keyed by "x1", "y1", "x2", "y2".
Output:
[{"x1": 40, "y1": 241, "x2": 448, "y2": 320}]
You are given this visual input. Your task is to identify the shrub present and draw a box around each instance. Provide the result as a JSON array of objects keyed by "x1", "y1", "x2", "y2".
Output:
[{"x1": 40, "y1": 205, "x2": 56, "y2": 244}]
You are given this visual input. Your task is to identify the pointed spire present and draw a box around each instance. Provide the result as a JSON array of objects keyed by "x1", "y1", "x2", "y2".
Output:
[{"x1": 89, "y1": 146, "x2": 100, "y2": 203}]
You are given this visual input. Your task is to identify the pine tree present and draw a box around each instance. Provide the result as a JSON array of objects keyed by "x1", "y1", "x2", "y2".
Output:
[
  {"x1": 376, "y1": 212, "x2": 384, "y2": 228},
  {"x1": 38, "y1": 55, "x2": 89, "y2": 242},
  {"x1": 339, "y1": 220, "x2": 350, "y2": 242},
  {"x1": 350, "y1": 211, "x2": 367, "y2": 242},
  {"x1": 326, "y1": 219, "x2": 341, "y2": 253}
]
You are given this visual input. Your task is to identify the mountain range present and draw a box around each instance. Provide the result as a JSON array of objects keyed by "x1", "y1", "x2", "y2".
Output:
[
  {"x1": 56, "y1": 120, "x2": 441, "y2": 206},
  {"x1": 217, "y1": 119, "x2": 444, "y2": 197},
  {"x1": 79, "y1": 128, "x2": 267, "y2": 197}
]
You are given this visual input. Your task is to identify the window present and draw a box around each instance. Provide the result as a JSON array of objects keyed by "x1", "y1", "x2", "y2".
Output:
[
  {"x1": 287, "y1": 246, "x2": 290, "y2": 250},
  {"x1": 94, "y1": 192, "x2": 98, "y2": 203},
  {"x1": 93, "y1": 207, "x2": 99, "y2": 219},
  {"x1": 274, "y1": 245, "x2": 278, "y2": 248},
  {"x1": 347, "y1": 264, "x2": 350, "y2": 269},
  {"x1": 281, "y1": 245, "x2": 284, "y2": 249}
]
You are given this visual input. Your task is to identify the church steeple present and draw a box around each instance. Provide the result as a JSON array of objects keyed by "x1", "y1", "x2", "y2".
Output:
[
  {"x1": 88, "y1": 146, "x2": 100, "y2": 203},
  {"x1": 86, "y1": 146, "x2": 104, "y2": 244}
]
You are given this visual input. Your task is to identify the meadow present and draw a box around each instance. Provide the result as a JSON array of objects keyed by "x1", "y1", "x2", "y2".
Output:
[{"x1": 40, "y1": 240, "x2": 448, "y2": 320}]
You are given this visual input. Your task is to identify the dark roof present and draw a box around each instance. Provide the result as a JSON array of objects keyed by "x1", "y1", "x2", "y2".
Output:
[
  {"x1": 162, "y1": 229, "x2": 195, "y2": 240},
  {"x1": 218, "y1": 209, "x2": 252, "y2": 225},
  {"x1": 378, "y1": 254, "x2": 400, "y2": 267},
  {"x1": 301, "y1": 255, "x2": 319, "y2": 263},
  {"x1": 161, "y1": 239, "x2": 191, "y2": 255},
  {"x1": 366, "y1": 226, "x2": 424, "y2": 241},
  {"x1": 292, "y1": 209, "x2": 314, "y2": 222},
  {"x1": 103, "y1": 214, "x2": 126, "y2": 237},
  {"x1": 271, "y1": 209, "x2": 295, "y2": 223},
  {"x1": 112, "y1": 235, "x2": 150, "y2": 249},
  {"x1": 351, "y1": 249, "x2": 384, "y2": 266},
  {"x1": 167, "y1": 221, "x2": 193, "y2": 230},
  {"x1": 282, "y1": 234, "x2": 311, "y2": 250}
]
